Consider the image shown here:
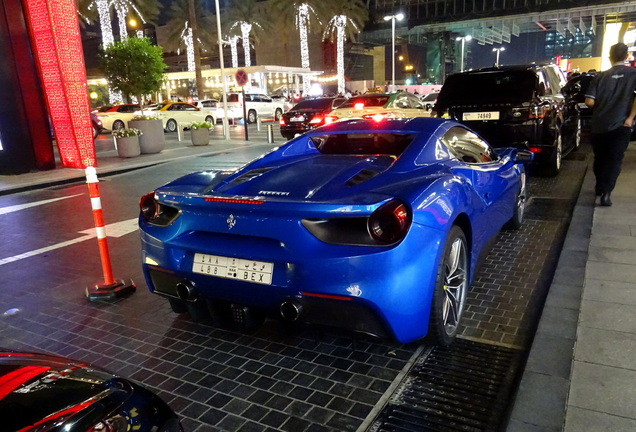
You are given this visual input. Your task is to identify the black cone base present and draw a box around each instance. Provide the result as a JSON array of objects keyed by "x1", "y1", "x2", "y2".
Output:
[{"x1": 86, "y1": 279, "x2": 136, "y2": 302}]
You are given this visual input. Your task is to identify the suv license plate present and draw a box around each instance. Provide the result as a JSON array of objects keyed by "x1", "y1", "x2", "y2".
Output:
[{"x1": 463, "y1": 111, "x2": 500, "y2": 121}]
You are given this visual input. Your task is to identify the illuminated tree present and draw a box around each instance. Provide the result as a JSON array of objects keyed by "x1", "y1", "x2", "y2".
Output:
[
  {"x1": 270, "y1": 0, "x2": 328, "y2": 94},
  {"x1": 323, "y1": 1, "x2": 368, "y2": 95},
  {"x1": 164, "y1": 0, "x2": 215, "y2": 98},
  {"x1": 76, "y1": 0, "x2": 159, "y2": 102},
  {"x1": 222, "y1": 0, "x2": 266, "y2": 68},
  {"x1": 99, "y1": 36, "x2": 166, "y2": 108}
]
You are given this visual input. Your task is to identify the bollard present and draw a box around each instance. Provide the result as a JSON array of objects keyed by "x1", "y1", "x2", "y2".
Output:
[
  {"x1": 177, "y1": 124, "x2": 184, "y2": 141},
  {"x1": 267, "y1": 124, "x2": 274, "y2": 143},
  {"x1": 257, "y1": 117, "x2": 262, "y2": 131}
]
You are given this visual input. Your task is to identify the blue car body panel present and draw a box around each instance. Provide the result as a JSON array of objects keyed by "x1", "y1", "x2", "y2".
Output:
[{"x1": 139, "y1": 118, "x2": 526, "y2": 342}]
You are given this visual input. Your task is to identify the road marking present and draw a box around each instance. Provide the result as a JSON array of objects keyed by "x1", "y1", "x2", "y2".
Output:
[
  {"x1": 0, "y1": 194, "x2": 84, "y2": 215},
  {"x1": 0, "y1": 218, "x2": 139, "y2": 266}
]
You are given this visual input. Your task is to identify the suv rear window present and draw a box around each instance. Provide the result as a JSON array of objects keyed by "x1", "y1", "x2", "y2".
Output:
[
  {"x1": 310, "y1": 133, "x2": 414, "y2": 157},
  {"x1": 339, "y1": 96, "x2": 390, "y2": 109},
  {"x1": 439, "y1": 70, "x2": 538, "y2": 104}
]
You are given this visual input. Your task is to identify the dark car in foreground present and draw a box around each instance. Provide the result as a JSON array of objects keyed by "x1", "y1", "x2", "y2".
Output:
[
  {"x1": 139, "y1": 117, "x2": 531, "y2": 345},
  {"x1": 0, "y1": 350, "x2": 182, "y2": 432},
  {"x1": 279, "y1": 97, "x2": 346, "y2": 139},
  {"x1": 434, "y1": 65, "x2": 578, "y2": 176}
]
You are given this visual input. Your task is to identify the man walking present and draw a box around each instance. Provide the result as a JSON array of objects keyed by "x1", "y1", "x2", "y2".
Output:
[{"x1": 585, "y1": 42, "x2": 636, "y2": 206}]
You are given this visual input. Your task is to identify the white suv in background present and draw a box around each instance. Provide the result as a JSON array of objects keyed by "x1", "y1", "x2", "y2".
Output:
[{"x1": 216, "y1": 93, "x2": 287, "y2": 123}]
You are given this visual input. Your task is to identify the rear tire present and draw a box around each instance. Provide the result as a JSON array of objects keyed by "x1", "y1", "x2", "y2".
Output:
[
  {"x1": 541, "y1": 131, "x2": 562, "y2": 177},
  {"x1": 427, "y1": 226, "x2": 468, "y2": 346},
  {"x1": 503, "y1": 171, "x2": 526, "y2": 230},
  {"x1": 205, "y1": 115, "x2": 215, "y2": 125},
  {"x1": 165, "y1": 118, "x2": 177, "y2": 132},
  {"x1": 112, "y1": 120, "x2": 125, "y2": 131},
  {"x1": 274, "y1": 108, "x2": 283, "y2": 121},
  {"x1": 247, "y1": 110, "x2": 257, "y2": 124}
]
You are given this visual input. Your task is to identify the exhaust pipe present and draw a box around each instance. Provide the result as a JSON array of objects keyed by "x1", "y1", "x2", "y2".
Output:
[
  {"x1": 280, "y1": 300, "x2": 303, "y2": 322},
  {"x1": 176, "y1": 281, "x2": 198, "y2": 302}
]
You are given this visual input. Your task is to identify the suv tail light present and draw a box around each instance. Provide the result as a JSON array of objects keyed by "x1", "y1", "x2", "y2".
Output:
[
  {"x1": 368, "y1": 200, "x2": 411, "y2": 244},
  {"x1": 324, "y1": 116, "x2": 338, "y2": 124},
  {"x1": 309, "y1": 116, "x2": 324, "y2": 124},
  {"x1": 279, "y1": 118, "x2": 286, "y2": 125},
  {"x1": 529, "y1": 105, "x2": 549, "y2": 119},
  {"x1": 362, "y1": 113, "x2": 392, "y2": 122},
  {"x1": 140, "y1": 192, "x2": 180, "y2": 226}
]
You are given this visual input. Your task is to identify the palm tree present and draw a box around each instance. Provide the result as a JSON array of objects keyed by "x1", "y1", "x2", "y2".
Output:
[
  {"x1": 323, "y1": 1, "x2": 368, "y2": 95},
  {"x1": 76, "y1": 0, "x2": 159, "y2": 102},
  {"x1": 269, "y1": 0, "x2": 330, "y2": 94},
  {"x1": 222, "y1": 0, "x2": 266, "y2": 68},
  {"x1": 163, "y1": 0, "x2": 215, "y2": 98}
]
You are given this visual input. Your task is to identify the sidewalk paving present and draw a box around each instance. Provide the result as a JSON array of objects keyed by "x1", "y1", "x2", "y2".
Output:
[
  {"x1": 2, "y1": 131, "x2": 635, "y2": 432},
  {"x1": 509, "y1": 142, "x2": 636, "y2": 432}
]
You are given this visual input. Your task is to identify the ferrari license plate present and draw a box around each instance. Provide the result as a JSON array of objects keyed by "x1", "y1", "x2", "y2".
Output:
[
  {"x1": 462, "y1": 111, "x2": 500, "y2": 121},
  {"x1": 290, "y1": 116, "x2": 305, "y2": 122},
  {"x1": 192, "y1": 253, "x2": 273, "y2": 285}
]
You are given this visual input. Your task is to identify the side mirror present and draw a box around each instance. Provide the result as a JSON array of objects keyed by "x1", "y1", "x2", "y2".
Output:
[{"x1": 514, "y1": 150, "x2": 534, "y2": 163}]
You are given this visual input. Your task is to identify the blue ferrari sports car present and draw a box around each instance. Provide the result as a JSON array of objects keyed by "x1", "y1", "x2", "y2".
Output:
[{"x1": 139, "y1": 117, "x2": 531, "y2": 345}]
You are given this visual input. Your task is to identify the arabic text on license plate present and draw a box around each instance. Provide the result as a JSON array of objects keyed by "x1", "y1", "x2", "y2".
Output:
[
  {"x1": 462, "y1": 111, "x2": 500, "y2": 121},
  {"x1": 192, "y1": 253, "x2": 273, "y2": 285},
  {"x1": 290, "y1": 116, "x2": 305, "y2": 122}
]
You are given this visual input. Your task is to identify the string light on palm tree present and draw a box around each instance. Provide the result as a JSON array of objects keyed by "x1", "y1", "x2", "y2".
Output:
[
  {"x1": 179, "y1": 23, "x2": 196, "y2": 72},
  {"x1": 227, "y1": 35, "x2": 240, "y2": 68}
]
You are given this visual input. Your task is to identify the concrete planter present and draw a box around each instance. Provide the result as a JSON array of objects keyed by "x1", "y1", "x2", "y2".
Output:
[
  {"x1": 190, "y1": 128, "x2": 210, "y2": 146},
  {"x1": 128, "y1": 119, "x2": 165, "y2": 154},
  {"x1": 115, "y1": 135, "x2": 141, "y2": 158}
]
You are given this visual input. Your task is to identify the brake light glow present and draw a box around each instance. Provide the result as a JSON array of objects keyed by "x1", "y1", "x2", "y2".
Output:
[
  {"x1": 529, "y1": 147, "x2": 542, "y2": 153},
  {"x1": 529, "y1": 106, "x2": 548, "y2": 119},
  {"x1": 362, "y1": 113, "x2": 390, "y2": 122},
  {"x1": 309, "y1": 116, "x2": 323, "y2": 124},
  {"x1": 324, "y1": 116, "x2": 338, "y2": 124},
  {"x1": 279, "y1": 118, "x2": 285, "y2": 125},
  {"x1": 354, "y1": 103, "x2": 365, "y2": 110},
  {"x1": 204, "y1": 197, "x2": 264, "y2": 205}
]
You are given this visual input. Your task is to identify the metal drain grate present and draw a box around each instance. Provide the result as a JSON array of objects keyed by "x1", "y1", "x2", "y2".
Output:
[{"x1": 369, "y1": 339, "x2": 522, "y2": 432}]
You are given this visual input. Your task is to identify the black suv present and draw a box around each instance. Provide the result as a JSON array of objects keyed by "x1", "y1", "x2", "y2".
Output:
[{"x1": 434, "y1": 64, "x2": 579, "y2": 176}]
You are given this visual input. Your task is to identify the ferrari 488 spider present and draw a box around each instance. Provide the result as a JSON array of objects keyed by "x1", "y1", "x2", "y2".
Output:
[{"x1": 139, "y1": 118, "x2": 531, "y2": 345}]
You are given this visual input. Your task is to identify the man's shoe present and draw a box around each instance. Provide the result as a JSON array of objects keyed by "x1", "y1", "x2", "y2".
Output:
[{"x1": 600, "y1": 192, "x2": 612, "y2": 206}]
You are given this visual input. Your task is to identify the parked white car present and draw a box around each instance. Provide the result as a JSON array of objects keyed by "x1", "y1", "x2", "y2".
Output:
[
  {"x1": 134, "y1": 102, "x2": 214, "y2": 132},
  {"x1": 215, "y1": 93, "x2": 287, "y2": 123},
  {"x1": 94, "y1": 104, "x2": 140, "y2": 131}
]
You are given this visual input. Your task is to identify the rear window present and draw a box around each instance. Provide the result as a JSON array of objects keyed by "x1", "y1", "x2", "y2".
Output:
[
  {"x1": 439, "y1": 70, "x2": 538, "y2": 104},
  {"x1": 339, "y1": 96, "x2": 390, "y2": 109},
  {"x1": 292, "y1": 99, "x2": 334, "y2": 110},
  {"x1": 225, "y1": 94, "x2": 240, "y2": 103},
  {"x1": 310, "y1": 133, "x2": 414, "y2": 157}
]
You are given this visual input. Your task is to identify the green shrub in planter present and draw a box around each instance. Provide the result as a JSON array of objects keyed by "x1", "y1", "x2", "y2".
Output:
[
  {"x1": 190, "y1": 121, "x2": 212, "y2": 130},
  {"x1": 113, "y1": 128, "x2": 143, "y2": 138}
]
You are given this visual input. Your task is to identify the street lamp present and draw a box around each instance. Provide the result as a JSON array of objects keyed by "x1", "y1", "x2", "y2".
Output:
[
  {"x1": 384, "y1": 12, "x2": 404, "y2": 92},
  {"x1": 455, "y1": 35, "x2": 472, "y2": 72},
  {"x1": 493, "y1": 47, "x2": 506, "y2": 67}
]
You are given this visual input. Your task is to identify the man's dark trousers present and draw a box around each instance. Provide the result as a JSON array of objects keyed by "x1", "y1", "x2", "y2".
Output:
[{"x1": 591, "y1": 126, "x2": 631, "y2": 195}]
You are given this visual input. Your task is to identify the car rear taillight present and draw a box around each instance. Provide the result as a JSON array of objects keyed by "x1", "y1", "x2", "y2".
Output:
[
  {"x1": 309, "y1": 116, "x2": 323, "y2": 124},
  {"x1": 529, "y1": 147, "x2": 542, "y2": 153},
  {"x1": 529, "y1": 106, "x2": 548, "y2": 119},
  {"x1": 362, "y1": 113, "x2": 391, "y2": 122},
  {"x1": 324, "y1": 116, "x2": 338, "y2": 124},
  {"x1": 279, "y1": 118, "x2": 286, "y2": 125},
  {"x1": 140, "y1": 192, "x2": 180, "y2": 226},
  {"x1": 354, "y1": 103, "x2": 365, "y2": 110},
  {"x1": 368, "y1": 200, "x2": 411, "y2": 244}
]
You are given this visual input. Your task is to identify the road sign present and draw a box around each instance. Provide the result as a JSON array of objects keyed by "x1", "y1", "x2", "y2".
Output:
[{"x1": 235, "y1": 69, "x2": 248, "y2": 87}]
